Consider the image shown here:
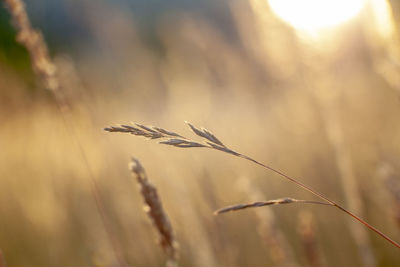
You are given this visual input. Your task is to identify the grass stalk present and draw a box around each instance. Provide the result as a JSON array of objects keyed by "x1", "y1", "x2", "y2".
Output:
[
  {"x1": 129, "y1": 158, "x2": 179, "y2": 267},
  {"x1": 317, "y1": 99, "x2": 376, "y2": 266},
  {"x1": 105, "y1": 121, "x2": 400, "y2": 249},
  {"x1": 215, "y1": 197, "x2": 332, "y2": 214},
  {"x1": 3, "y1": 1, "x2": 126, "y2": 265}
]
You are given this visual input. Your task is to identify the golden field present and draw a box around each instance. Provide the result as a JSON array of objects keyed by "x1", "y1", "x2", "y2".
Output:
[{"x1": 1, "y1": 0, "x2": 400, "y2": 266}]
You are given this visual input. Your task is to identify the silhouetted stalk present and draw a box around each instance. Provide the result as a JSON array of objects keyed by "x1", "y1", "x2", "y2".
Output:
[
  {"x1": 129, "y1": 158, "x2": 179, "y2": 267},
  {"x1": 105, "y1": 122, "x2": 400, "y2": 249}
]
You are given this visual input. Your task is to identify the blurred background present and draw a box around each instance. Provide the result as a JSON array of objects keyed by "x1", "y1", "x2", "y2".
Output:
[{"x1": 1, "y1": 0, "x2": 400, "y2": 266}]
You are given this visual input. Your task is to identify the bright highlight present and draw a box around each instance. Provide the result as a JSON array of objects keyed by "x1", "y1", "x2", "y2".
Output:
[{"x1": 268, "y1": 0, "x2": 367, "y2": 31}]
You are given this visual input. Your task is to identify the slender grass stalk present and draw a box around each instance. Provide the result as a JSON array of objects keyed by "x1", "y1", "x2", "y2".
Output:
[
  {"x1": 297, "y1": 46, "x2": 377, "y2": 264},
  {"x1": 215, "y1": 197, "x2": 332, "y2": 214},
  {"x1": 3, "y1": 1, "x2": 126, "y2": 266},
  {"x1": 105, "y1": 122, "x2": 400, "y2": 249},
  {"x1": 315, "y1": 88, "x2": 376, "y2": 266},
  {"x1": 129, "y1": 158, "x2": 179, "y2": 267}
]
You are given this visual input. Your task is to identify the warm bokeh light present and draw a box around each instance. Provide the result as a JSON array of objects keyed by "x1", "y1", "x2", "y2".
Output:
[
  {"x1": 1, "y1": 0, "x2": 400, "y2": 266},
  {"x1": 268, "y1": 0, "x2": 367, "y2": 31},
  {"x1": 369, "y1": 0, "x2": 396, "y2": 39}
]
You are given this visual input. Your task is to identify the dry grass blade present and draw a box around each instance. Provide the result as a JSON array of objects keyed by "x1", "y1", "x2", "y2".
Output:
[
  {"x1": 215, "y1": 198, "x2": 332, "y2": 214},
  {"x1": 106, "y1": 121, "x2": 400, "y2": 249},
  {"x1": 130, "y1": 158, "x2": 179, "y2": 265}
]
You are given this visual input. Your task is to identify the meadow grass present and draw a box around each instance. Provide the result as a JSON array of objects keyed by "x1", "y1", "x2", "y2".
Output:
[
  {"x1": 106, "y1": 121, "x2": 400, "y2": 249},
  {"x1": 2, "y1": 0, "x2": 400, "y2": 266}
]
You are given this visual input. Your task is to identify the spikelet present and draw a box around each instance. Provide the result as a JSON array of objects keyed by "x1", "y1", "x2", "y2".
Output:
[
  {"x1": 3, "y1": 0, "x2": 59, "y2": 92},
  {"x1": 215, "y1": 198, "x2": 331, "y2": 214},
  {"x1": 130, "y1": 158, "x2": 179, "y2": 266},
  {"x1": 104, "y1": 122, "x2": 241, "y2": 154},
  {"x1": 106, "y1": 121, "x2": 400, "y2": 249}
]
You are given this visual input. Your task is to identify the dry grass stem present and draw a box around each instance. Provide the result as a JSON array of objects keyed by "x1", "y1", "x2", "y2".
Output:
[
  {"x1": 215, "y1": 197, "x2": 332, "y2": 215},
  {"x1": 3, "y1": 1, "x2": 126, "y2": 266},
  {"x1": 130, "y1": 158, "x2": 179, "y2": 266},
  {"x1": 106, "y1": 121, "x2": 400, "y2": 249},
  {"x1": 3, "y1": 0, "x2": 60, "y2": 93},
  {"x1": 314, "y1": 83, "x2": 377, "y2": 266}
]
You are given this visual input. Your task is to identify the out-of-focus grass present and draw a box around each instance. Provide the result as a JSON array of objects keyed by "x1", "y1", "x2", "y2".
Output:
[{"x1": 1, "y1": 0, "x2": 400, "y2": 266}]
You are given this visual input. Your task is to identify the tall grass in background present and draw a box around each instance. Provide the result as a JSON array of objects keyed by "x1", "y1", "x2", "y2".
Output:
[
  {"x1": 2, "y1": 0, "x2": 127, "y2": 266},
  {"x1": 1, "y1": 0, "x2": 400, "y2": 266}
]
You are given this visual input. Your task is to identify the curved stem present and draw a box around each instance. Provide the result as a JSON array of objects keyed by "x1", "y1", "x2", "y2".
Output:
[
  {"x1": 334, "y1": 205, "x2": 400, "y2": 249},
  {"x1": 234, "y1": 152, "x2": 400, "y2": 248}
]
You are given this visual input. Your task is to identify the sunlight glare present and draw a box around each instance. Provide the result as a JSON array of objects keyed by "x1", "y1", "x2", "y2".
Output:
[{"x1": 268, "y1": 0, "x2": 367, "y2": 31}]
